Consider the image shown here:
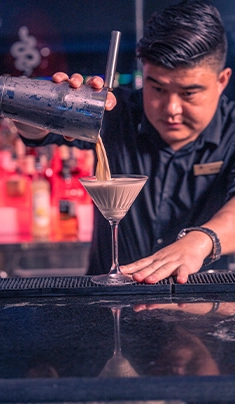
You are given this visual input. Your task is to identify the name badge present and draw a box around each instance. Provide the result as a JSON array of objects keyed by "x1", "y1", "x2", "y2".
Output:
[{"x1": 193, "y1": 161, "x2": 223, "y2": 176}]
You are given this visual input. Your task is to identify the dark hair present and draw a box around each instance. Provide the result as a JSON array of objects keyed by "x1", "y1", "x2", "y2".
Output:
[{"x1": 137, "y1": 0, "x2": 227, "y2": 72}]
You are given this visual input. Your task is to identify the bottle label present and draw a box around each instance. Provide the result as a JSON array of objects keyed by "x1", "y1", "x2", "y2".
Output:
[{"x1": 33, "y1": 190, "x2": 50, "y2": 227}]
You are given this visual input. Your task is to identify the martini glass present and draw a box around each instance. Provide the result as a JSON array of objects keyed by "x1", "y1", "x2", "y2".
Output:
[{"x1": 79, "y1": 174, "x2": 148, "y2": 285}]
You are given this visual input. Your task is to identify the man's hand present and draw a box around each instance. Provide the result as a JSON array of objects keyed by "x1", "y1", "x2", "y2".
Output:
[
  {"x1": 121, "y1": 230, "x2": 213, "y2": 284},
  {"x1": 17, "y1": 72, "x2": 116, "y2": 142},
  {"x1": 52, "y1": 72, "x2": 116, "y2": 141}
]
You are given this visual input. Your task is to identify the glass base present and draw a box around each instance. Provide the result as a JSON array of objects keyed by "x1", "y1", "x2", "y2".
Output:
[{"x1": 91, "y1": 273, "x2": 136, "y2": 286}]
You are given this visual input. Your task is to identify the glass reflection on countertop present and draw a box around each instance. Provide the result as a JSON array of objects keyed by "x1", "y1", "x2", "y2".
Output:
[{"x1": 0, "y1": 294, "x2": 235, "y2": 379}]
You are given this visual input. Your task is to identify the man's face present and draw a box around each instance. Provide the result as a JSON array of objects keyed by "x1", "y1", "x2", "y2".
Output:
[{"x1": 142, "y1": 62, "x2": 231, "y2": 150}]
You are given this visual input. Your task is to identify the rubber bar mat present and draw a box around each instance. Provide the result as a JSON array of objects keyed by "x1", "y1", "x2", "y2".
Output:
[
  {"x1": 0, "y1": 272, "x2": 234, "y2": 297},
  {"x1": 173, "y1": 271, "x2": 235, "y2": 293},
  {"x1": 0, "y1": 275, "x2": 172, "y2": 297}
]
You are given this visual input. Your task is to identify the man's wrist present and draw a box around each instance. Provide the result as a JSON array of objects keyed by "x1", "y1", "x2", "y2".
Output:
[{"x1": 177, "y1": 226, "x2": 221, "y2": 266}]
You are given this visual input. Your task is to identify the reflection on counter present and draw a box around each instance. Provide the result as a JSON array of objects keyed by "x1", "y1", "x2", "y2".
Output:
[
  {"x1": 1, "y1": 294, "x2": 235, "y2": 379},
  {"x1": 1, "y1": 292, "x2": 235, "y2": 402},
  {"x1": 0, "y1": 118, "x2": 94, "y2": 244}
]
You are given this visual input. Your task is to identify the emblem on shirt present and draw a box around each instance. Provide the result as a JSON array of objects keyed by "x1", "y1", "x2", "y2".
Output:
[{"x1": 193, "y1": 161, "x2": 223, "y2": 176}]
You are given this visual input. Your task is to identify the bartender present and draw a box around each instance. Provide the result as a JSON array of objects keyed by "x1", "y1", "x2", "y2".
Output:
[{"x1": 17, "y1": 0, "x2": 235, "y2": 284}]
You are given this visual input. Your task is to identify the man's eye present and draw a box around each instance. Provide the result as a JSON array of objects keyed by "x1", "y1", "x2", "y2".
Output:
[
  {"x1": 182, "y1": 91, "x2": 196, "y2": 97},
  {"x1": 153, "y1": 86, "x2": 164, "y2": 93}
]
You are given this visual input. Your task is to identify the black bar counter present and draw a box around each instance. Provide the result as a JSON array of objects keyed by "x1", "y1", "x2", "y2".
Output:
[{"x1": 1, "y1": 273, "x2": 235, "y2": 403}]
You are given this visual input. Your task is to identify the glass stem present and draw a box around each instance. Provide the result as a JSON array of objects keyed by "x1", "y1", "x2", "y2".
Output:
[{"x1": 109, "y1": 220, "x2": 121, "y2": 275}]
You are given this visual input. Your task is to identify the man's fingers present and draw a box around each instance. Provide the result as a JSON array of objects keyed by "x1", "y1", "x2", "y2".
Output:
[
  {"x1": 69, "y1": 74, "x2": 84, "y2": 88},
  {"x1": 141, "y1": 263, "x2": 190, "y2": 284},
  {"x1": 52, "y1": 72, "x2": 69, "y2": 83},
  {"x1": 121, "y1": 257, "x2": 154, "y2": 274},
  {"x1": 51, "y1": 73, "x2": 116, "y2": 110},
  {"x1": 138, "y1": 263, "x2": 175, "y2": 284},
  {"x1": 86, "y1": 76, "x2": 104, "y2": 88},
  {"x1": 121, "y1": 256, "x2": 171, "y2": 283},
  {"x1": 121, "y1": 257, "x2": 191, "y2": 284},
  {"x1": 176, "y1": 265, "x2": 190, "y2": 284},
  {"x1": 52, "y1": 72, "x2": 84, "y2": 88},
  {"x1": 122, "y1": 258, "x2": 168, "y2": 283},
  {"x1": 136, "y1": 263, "x2": 190, "y2": 284},
  {"x1": 105, "y1": 92, "x2": 116, "y2": 110},
  {"x1": 86, "y1": 77, "x2": 117, "y2": 110}
]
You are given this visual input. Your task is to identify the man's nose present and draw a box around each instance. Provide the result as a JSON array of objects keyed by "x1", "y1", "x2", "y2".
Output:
[{"x1": 164, "y1": 94, "x2": 183, "y2": 116}]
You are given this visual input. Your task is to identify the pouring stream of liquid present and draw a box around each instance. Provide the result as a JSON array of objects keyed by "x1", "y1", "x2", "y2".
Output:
[{"x1": 95, "y1": 134, "x2": 111, "y2": 180}]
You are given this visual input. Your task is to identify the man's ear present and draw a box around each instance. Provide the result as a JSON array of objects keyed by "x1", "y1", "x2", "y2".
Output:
[{"x1": 218, "y1": 67, "x2": 232, "y2": 95}]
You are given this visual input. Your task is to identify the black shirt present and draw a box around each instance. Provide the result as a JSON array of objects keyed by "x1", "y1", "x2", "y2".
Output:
[{"x1": 22, "y1": 87, "x2": 235, "y2": 274}]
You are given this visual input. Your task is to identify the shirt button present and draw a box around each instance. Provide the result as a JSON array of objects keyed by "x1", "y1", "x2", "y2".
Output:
[{"x1": 157, "y1": 238, "x2": 163, "y2": 245}]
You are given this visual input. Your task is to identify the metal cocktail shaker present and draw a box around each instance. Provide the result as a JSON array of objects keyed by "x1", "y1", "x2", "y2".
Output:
[{"x1": 0, "y1": 31, "x2": 121, "y2": 143}]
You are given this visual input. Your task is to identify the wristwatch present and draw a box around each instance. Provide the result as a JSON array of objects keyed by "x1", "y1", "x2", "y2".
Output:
[{"x1": 177, "y1": 226, "x2": 221, "y2": 266}]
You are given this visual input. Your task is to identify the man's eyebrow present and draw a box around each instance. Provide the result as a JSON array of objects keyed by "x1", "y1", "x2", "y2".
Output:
[
  {"x1": 146, "y1": 75, "x2": 205, "y2": 90},
  {"x1": 146, "y1": 76, "x2": 164, "y2": 85}
]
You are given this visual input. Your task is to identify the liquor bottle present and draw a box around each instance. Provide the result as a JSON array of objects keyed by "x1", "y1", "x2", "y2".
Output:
[
  {"x1": 31, "y1": 155, "x2": 51, "y2": 239},
  {"x1": 58, "y1": 199, "x2": 78, "y2": 241},
  {"x1": 58, "y1": 153, "x2": 79, "y2": 240},
  {"x1": 50, "y1": 146, "x2": 79, "y2": 240}
]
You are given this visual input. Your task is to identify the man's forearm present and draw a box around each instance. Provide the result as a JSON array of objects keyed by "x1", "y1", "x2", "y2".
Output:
[{"x1": 13, "y1": 121, "x2": 49, "y2": 140}]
